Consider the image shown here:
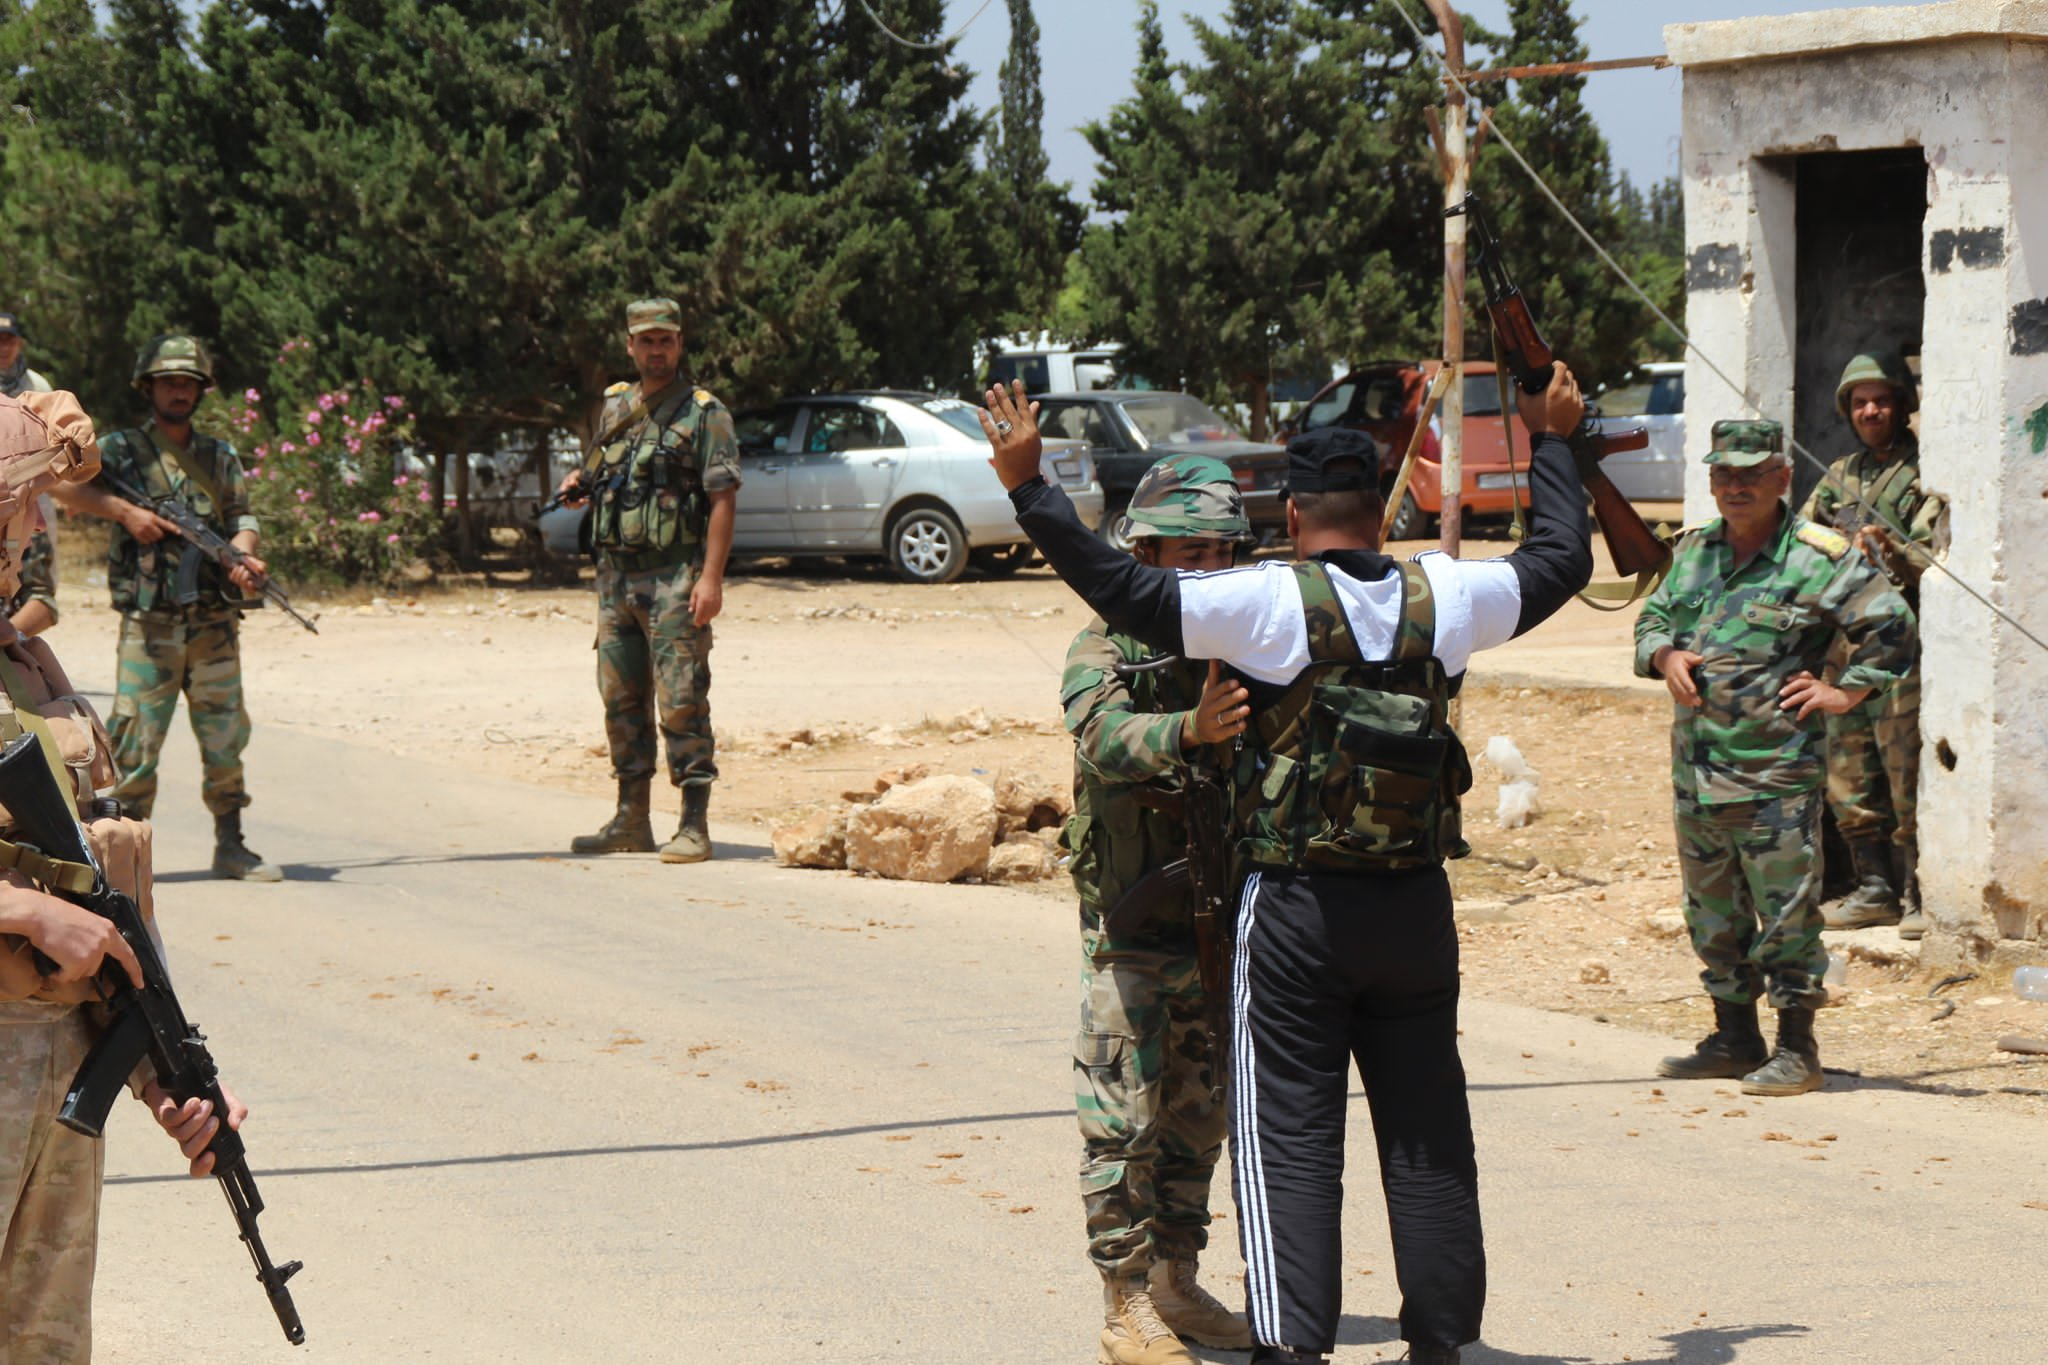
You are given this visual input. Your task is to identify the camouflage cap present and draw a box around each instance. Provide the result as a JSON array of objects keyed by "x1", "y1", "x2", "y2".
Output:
[
  {"x1": 626, "y1": 298, "x2": 684, "y2": 335},
  {"x1": 0, "y1": 312, "x2": 24, "y2": 339},
  {"x1": 1704, "y1": 419, "x2": 1787, "y2": 467},
  {"x1": 1834, "y1": 352, "x2": 1917, "y2": 418},
  {"x1": 131, "y1": 334, "x2": 214, "y2": 389},
  {"x1": 1119, "y1": 453, "x2": 1252, "y2": 543}
]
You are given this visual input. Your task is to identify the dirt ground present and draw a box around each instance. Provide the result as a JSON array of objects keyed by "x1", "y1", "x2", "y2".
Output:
[{"x1": 47, "y1": 520, "x2": 2048, "y2": 1112}]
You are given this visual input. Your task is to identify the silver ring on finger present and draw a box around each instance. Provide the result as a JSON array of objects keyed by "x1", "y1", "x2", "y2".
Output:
[{"x1": 995, "y1": 420, "x2": 1013, "y2": 436}]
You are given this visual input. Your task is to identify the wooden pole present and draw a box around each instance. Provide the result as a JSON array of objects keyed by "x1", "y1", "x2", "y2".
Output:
[{"x1": 1424, "y1": 0, "x2": 1467, "y2": 556}]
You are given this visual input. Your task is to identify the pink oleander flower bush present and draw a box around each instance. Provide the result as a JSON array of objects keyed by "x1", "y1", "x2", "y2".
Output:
[{"x1": 208, "y1": 340, "x2": 433, "y2": 585}]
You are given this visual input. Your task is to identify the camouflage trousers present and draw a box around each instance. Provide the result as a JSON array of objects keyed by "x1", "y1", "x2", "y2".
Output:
[
  {"x1": 1, "y1": 1007, "x2": 103, "y2": 1365},
  {"x1": 594, "y1": 559, "x2": 716, "y2": 789},
  {"x1": 1675, "y1": 790, "x2": 1828, "y2": 1010},
  {"x1": 1075, "y1": 921, "x2": 1226, "y2": 1280},
  {"x1": 108, "y1": 611, "x2": 250, "y2": 819},
  {"x1": 1824, "y1": 663, "x2": 1920, "y2": 848}
]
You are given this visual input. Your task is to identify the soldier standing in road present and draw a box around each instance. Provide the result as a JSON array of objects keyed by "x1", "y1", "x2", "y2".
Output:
[
  {"x1": 985, "y1": 364, "x2": 1598, "y2": 1365},
  {"x1": 1801, "y1": 354, "x2": 1943, "y2": 938},
  {"x1": 50, "y1": 335, "x2": 281, "y2": 882},
  {"x1": 1064, "y1": 454, "x2": 1254, "y2": 1365},
  {"x1": 1639, "y1": 420, "x2": 1915, "y2": 1097},
  {"x1": 558, "y1": 298, "x2": 740, "y2": 864}
]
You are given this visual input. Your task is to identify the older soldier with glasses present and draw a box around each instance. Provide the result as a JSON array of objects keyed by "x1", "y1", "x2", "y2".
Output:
[{"x1": 1638, "y1": 420, "x2": 1915, "y2": 1096}]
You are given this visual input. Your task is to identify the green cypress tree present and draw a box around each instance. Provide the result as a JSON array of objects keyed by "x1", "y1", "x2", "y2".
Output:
[
  {"x1": 984, "y1": 0, "x2": 1083, "y2": 334},
  {"x1": 1081, "y1": 0, "x2": 1404, "y2": 439}
]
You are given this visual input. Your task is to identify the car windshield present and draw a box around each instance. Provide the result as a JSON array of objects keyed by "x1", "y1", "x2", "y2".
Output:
[
  {"x1": 917, "y1": 397, "x2": 988, "y2": 440},
  {"x1": 1115, "y1": 394, "x2": 1242, "y2": 447}
]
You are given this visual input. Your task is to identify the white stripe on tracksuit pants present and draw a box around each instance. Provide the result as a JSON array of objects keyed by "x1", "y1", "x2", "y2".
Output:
[{"x1": 1226, "y1": 863, "x2": 1485, "y2": 1356}]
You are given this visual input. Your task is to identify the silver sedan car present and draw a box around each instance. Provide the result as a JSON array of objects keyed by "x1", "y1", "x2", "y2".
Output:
[{"x1": 541, "y1": 390, "x2": 1102, "y2": 583}]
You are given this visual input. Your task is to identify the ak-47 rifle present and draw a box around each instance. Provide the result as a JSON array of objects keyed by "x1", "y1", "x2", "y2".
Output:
[
  {"x1": 1102, "y1": 655, "x2": 1237, "y2": 1100},
  {"x1": 1446, "y1": 193, "x2": 1672, "y2": 580},
  {"x1": 105, "y1": 474, "x2": 319, "y2": 633},
  {"x1": 0, "y1": 733, "x2": 306, "y2": 1344}
]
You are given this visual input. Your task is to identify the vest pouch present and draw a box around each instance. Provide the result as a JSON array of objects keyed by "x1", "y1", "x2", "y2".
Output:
[
  {"x1": 1308, "y1": 684, "x2": 1449, "y2": 864},
  {"x1": 592, "y1": 441, "x2": 697, "y2": 554}
]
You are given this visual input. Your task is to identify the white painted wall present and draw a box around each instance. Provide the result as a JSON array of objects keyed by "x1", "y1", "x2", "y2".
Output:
[{"x1": 1672, "y1": 7, "x2": 2048, "y2": 950}]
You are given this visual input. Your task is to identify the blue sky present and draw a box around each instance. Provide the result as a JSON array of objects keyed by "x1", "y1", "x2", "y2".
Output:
[{"x1": 939, "y1": 0, "x2": 1923, "y2": 197}]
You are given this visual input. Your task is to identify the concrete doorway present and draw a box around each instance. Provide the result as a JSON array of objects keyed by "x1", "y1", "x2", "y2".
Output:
[{"x1": 1791, "y1": 147, "x2": 1927, "y2": 507}]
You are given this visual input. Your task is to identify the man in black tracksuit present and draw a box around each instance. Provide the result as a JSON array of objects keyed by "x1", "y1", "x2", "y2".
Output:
[{"x1": 979, "y1": 366, "x2": 1594, "y2": 1365}]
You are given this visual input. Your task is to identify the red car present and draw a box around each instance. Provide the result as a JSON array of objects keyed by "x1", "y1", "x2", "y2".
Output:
[{"x1": 1289, "y1": 360, "x2": 1534, "y2": 539}]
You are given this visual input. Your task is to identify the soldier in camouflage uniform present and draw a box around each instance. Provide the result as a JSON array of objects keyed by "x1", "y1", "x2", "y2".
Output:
[
  {"x1": 51, "y1": 335, "x2": 281, "y2": 881},
  {"x1": 559, "y1": 299, "x2": 740, "y2": 864},
  {"x1": 1065, "y1": 454, "x2": 1255, "y2": 1365},
  {"x1": 2, "y1": 386, "x2": 248, "y2": 1364},
  {"x1": 1801, "y1": 354, "x2": 1943, "y2": 937},
  {"x1": 1637, "y1": 420, "x2": 1915, "y2": 1096},
  {"x1": 7, "y1": 528, "x2": 59, "y2": 636}
]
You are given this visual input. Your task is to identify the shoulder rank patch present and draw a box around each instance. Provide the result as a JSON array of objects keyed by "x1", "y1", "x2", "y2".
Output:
[
  {"x1": 1794, "y1": 521, "x2": 1850, "y2": 559},
  {"x1": 603, "y1": 381, "x2": 631, "y2": 397},
  {"x1": 694, "y1": 388, "x2": 714, "y2": 407}
]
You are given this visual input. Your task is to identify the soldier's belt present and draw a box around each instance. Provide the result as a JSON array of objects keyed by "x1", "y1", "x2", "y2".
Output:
[{"x1": 597, "y1": 543, "x2": 698, "y2": 574}]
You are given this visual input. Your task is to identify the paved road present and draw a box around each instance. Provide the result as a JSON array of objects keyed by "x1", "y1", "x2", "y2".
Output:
[{"x1": 87, "y1": 719, "x2": 2036, "y2": 1363}]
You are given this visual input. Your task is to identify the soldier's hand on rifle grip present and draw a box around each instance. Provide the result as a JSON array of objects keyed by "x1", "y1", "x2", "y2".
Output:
[
  {"x1": 1184, "y1": 659, "x2": 1250, "y2": 748},
  {"x1": 119, "y1": 502, "x2": 178, "y2": 545},
  {"x1": 2, "y1": 887, "x2": 145, "y2": 987},
  {"x1": 144, "y1": 1079, "x2": 248, "y2": 1178},
  {"x1": 1515, "y1": 360, "x2": 1584, "y2": 441},
  {"x1": 554, "y1": 470, "x2": 590, "y2": 509}
]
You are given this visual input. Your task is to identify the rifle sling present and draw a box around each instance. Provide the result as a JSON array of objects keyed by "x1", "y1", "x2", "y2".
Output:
[{"x1": 137, "y1": 428, "x2": 231, "y2": 513}]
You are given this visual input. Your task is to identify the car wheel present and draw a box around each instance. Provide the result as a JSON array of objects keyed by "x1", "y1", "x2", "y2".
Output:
[
  {"x1": 887, "y1": 504, "x2": 969, "y2": 584},
  {"x1": 1095, "y1": 501, "x2": 1137, "y2": 553},
  {"x1": 1383, "y1": 490, "x2": 1429, "y2": 542},
  {"x1": 970, "y1": 543, "x2": 1034, "y2": 577}
]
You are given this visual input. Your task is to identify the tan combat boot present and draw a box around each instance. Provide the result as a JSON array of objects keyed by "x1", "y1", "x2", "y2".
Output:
[
  {"x1": 1821, "y1": 837, "x2": 1900, "y2": 929},
  {"x1": 1100, "y1": 1277, "x2": 1195, "y2": 1365},
  {"x1": 1147, "y1": 1257, "x2": 1252, "y2": 1349},
  {"x1": 571, "y1": 777, "x2": 655, "y2": 854},
  {"x1": 659, "y1": 785, "x2": 712, "y2": 864},
  {"x1": 212, "y1": 810, "x2": 282, "y2": 882},
  {"x1": 1740, "y1": 1006, "x2": 1824, "y2": 1096}
]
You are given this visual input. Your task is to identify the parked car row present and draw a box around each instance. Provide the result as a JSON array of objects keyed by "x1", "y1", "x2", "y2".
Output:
[
  {"x1": 541, "y1": 390, "x2": 1101, "y2": 584},
  {"x1": 1287, "y1": 358, "x2": 1689, "y2": 536},
  {"x1": 541, "y1": 359, "x2": 1687, "y2": 584}
]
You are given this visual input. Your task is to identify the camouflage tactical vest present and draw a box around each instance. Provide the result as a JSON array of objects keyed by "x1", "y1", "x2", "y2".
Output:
[
  {"x1": 590, "y1": 382, "x2": 710, "y2": 559},
  {"x1": 1063, "y1": 639, "x2": 1202, "y2": 925},
  {"x1": 101, "y1": 428, "x2": 236, "y2": 613},
  {"x1": 1234, "y1": 561, "x2": 1470, "y2": 873}
]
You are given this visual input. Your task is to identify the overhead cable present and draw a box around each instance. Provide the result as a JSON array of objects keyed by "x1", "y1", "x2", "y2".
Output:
[{"x1": 1384, "y1": 0, "x2": 2046, "y2": 655}]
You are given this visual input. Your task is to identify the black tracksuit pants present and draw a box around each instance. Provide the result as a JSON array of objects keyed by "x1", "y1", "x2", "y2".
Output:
[{"x1": 1228, "y1": 864, "x2": 1484, "y2": 1355}]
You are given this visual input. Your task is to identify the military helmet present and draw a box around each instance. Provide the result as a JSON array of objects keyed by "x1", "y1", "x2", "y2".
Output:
[
  {"x1": 1119, "y1": 453, "x2": 1252, "y2": 543},
  {"x1": 131, "y1": 334, "x2": 215, "y2": 391},
  {"x1": 1833, "y1": 352, "x2": 1916, "y2": 418}
]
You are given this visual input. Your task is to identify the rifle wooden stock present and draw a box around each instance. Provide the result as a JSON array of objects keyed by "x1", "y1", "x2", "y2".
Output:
[
  {"x1": 1571, "y1": 424, "x2": 1671, "y2": 579},
  {"x1": 1449, "y1": 190, "x2": 1672, "y2": 583}
]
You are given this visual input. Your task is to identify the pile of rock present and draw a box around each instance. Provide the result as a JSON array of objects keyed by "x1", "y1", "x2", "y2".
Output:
[{"x1": 770, "y1": 765, "x2": 1072, "y2": 885}]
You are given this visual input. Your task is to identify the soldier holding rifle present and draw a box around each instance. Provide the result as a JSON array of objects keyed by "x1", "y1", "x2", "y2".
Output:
[
  {"x1": 983, "y1": 361, "x2": 1595, "y2": 1365},
  {"x1": 1062, "y1": 454, "x2": 1254, "y2": 1365},
  {"x1": 53, "y1": 335, "x2": 283, "y2": 880},
  {"x1": 1802, "y1": 353, "x2": 1942, "y2": 937},
  {"x1": 1, "y1": 387, "x2": 257, "y2": 1360}
]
